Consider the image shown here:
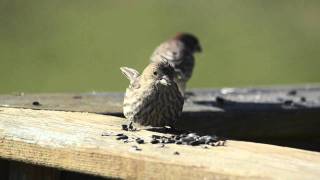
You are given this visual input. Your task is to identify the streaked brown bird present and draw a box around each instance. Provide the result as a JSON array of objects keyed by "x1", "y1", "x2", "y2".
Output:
[
  {"x1": 150, "y1": 33, "x2": 202, "y2": 96},
  {"x1": 120, "y1": 61, "x2": 184, "y2": 127}
]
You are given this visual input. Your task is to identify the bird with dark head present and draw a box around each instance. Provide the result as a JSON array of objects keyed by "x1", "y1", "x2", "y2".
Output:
[
  {"x1": 120, "y1": 60, "x2": 184, "y2": 128},
  {"x1": 150, "y1": 32, "x2": 202, "y2": 96},
  {"x1": 174, "y1": 33, "x2": 202, "y2": 53}
]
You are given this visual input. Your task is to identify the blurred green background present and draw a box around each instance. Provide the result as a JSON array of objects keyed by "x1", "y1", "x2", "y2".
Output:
[{"x1": 0, "y1": 0, "x2": 319, "y2": 93}]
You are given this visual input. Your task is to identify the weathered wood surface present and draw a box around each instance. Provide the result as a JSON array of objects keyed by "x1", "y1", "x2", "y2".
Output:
[
  {"x1": 0, "y1": 107, "x2": 320, "y2": 180},
  {"x1": 1, "y1": 85, "x2": 320, "y2": 139},
  {"x1": 1, "y1": 85, "x2": 320, "y2": 114}
]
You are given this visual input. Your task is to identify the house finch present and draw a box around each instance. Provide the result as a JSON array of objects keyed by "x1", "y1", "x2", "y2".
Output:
[
  {"x1": 120, "y1": 60, "x2": 184, "y2": 127},
  {"x1": 150, "y1": 33, "x2": 202, "y2": 96}
]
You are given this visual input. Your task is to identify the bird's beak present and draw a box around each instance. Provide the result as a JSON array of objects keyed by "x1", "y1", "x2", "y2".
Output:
[
  {"x1": 159, "y1": 75, "x2": 171, "y2": 86},
  {"x1": 195, "y1": 45, "x2": 202, "y2": 53}
]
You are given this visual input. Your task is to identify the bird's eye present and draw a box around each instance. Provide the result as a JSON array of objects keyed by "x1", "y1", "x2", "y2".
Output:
[{"x1": 153, "y1": 71, "x2": 158, "y2": 76}]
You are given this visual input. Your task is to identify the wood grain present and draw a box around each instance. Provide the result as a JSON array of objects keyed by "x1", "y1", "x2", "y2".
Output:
[
  {"x1": 0, "y1": 85, "x2": 320, "y2": 139},
  {"x1": 0, "y1": 107, "x2": 320, "y2": 179}
]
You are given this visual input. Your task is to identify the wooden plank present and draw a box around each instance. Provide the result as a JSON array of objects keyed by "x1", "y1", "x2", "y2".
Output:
[
  {"x1": 0, "y1": 85, "x2": 320, "y2": 139},
  {"x1": 1, "y1": 85, "x2": 320, "y2": 114},
  {"x1": 0, "y1": 107, "x2": 320, "y2": 180},
  {"x1": 0, "y1": 92, "x2": 123, "y2": 115}
]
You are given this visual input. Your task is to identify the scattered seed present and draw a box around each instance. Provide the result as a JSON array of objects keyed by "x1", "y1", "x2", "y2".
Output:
[
  {"x1": 200, "y1": 136, "x2": 215, "y2": 144},
  {"x1": 187, "y1": 133, "x2": 198, "y2": 138},
  {"x1": 300, "y1": 97, "x2": 306, "y2": 102},
  {"x1": 210, "y1": 135, "x2": 220, "y2": 142},
  {"x1": 212, "y1": 141, "x2": 226, "y2": 146},
  {"x1": 121, "y1": 124, "x2": 128, "y2": 131},
  {"x1": 150, "y1": 139, "x2": 160, "y2": 144},
  {"x1": 283, "y1": 100, "x2": 293, "y2": 106},
  {"x1": 205, "y1": 138, "x2": 214, "y2": 144},
  {"x1": 216, "y1": 96, "x2": 225, "y2": 105},
  {"x1": 32, "y1": 101, "x2": 41, "y2": 106},
  {"x1": 159, "y1": 144, "x2": 165, "y2": 148},
  {"x1": 136, "y1": 138, "x2": 144, "y2": 144},
  {"x1": 197, "y1": 138, "x2": 206, "y2": 144},
  {"x1": 190, "y1": 141, "x2": 201, "y2": 146},
  {"x1": 179, "y1": 133, "x2": 188, "y2": 138},
  {"x1": 216, "y1": 141, "x2": 223, "y2": 146},
  {"x1": 131, "y1": 145, "x2": 142, "y2": 151},
  {"x1": 116, "y1": 135, "x2": 128, "y2": 140},
  {"x1": 181, "y1": 136, "x2": 195, "y2": 143},
  {"x1": 173, "y1": 151, "x2": 180, "y2": 155},
  {"x1": 174, "y1": 136, "x2": 181, "y2": 140},
  {"x1": 152, "y1": 135, "x2": 161, "y2": 139},
  {"x1": 288, "y1": 90, "x2": 297, "y2": 96},
  {"x1": 166, "y1": 139, "x2": 175, "y2": 144},
  {"x1": 111, "y1": 128, "x2": 223, "y2": 148}
]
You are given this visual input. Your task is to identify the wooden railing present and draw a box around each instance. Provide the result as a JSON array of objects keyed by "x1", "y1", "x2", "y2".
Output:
[{"x1": 0, "y1": 85, "x2": 320, "y2": 179}]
